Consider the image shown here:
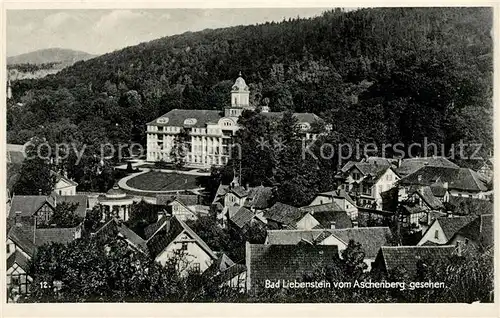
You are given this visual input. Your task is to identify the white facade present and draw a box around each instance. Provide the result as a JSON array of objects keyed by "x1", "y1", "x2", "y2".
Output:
[
  {"x1": 146, "y1": 75, "x2": 321, "y2": 169},
  {"x1": 155, "y1": 230, "x2": 215, "y2": 275},
  {"x1": 417, "y1": 220, "x2": 448, "y2": 246}
]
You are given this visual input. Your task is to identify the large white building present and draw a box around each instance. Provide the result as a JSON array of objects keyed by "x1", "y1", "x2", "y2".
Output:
[{"x1": 146, "y1": 74, "x2": 323, "y2": 168}]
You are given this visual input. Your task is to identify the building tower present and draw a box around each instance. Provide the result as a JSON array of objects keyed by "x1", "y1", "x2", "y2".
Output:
[{"x1": 225, "y1": 72, "x2": 254, "y2": 117}]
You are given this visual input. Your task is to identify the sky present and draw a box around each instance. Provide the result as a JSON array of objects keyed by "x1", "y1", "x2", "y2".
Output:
[{"x1": 7, "y1": 8, "x2": 333, "y2": 57}]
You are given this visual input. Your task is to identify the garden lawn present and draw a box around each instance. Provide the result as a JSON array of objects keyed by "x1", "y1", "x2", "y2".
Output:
[{"x1": 126, "y1": 171, "x2": 202, "y2": 191}]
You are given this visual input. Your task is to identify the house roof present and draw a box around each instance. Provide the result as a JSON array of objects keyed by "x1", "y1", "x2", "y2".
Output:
[
  {"x1": 94, "y1": 219, "x2": 149, "y2": 253},
  {"x1": 399, "y1": 166, "x2": 488, "y2": 192},
  {"x1": 246, "y1": 244, "x2": 339, "y2": 290},
  {"x1": 263, "y1": 202, "x2": 304, "y2": 227},
  {"x1": 244, "y1": 186, "x2": 274, "y2": 210},
  {"x1": 330, "y1": 227, "x2": 392, "y2": 258},
  {"x1": 396, "y1": 157, "x2": 459, "y2": 176},
  {"x1": 454, "y1": 214, "x2": 493, "y2": 250},
  {"x1": 431, "y1": 216, "x2": 477, "y2": 241},
  {"x1": 411, "y1": 186, "x2": 444, "y2": 210},
  {"x1": 147, "y1": 109, "x2": 224, "y2": 127},
  {"x1": 146, "y1": 216, "x2": 217, "y2": 260},
  {"x1": 212, "y1": 184, "x2": 229, "y2": 206},
  {"x1": 317, "y1": 189, "x2": 356, "y2": 206},
  {"x1": 7, "y1": 250, "x2": 30, "y2": 272},
  {"x1": 230, "y1": 206, "x2": 255, "y2": 229},
  {"x1": 300, "y1": 202, "x2": 345, "y2": 214},
  {"x1": 229, "y1": 186, "x2": 249, "y2": 198},
  {"x1": 260, "y1": 112, "x2": 323, "y2": 130},
  {"x1": 9, "y1": 195, "x2": 54, "y2": 218},
  {"x1": 157, "y1": 193, "x2": 199, "y2": 207},
  {"x1": 377, "y1": 245, "x2": 456, "y2": 274},
  {"x1": 52, "y1": 172, "x2": 78, "y2": 187},
  {"x1": 447, "y1": 196, "x2": 493, "y2": 216},
  {"x1": 343, "y1": 162, "x2": 393, "y2": 182},
  {"x1": 400, "y1": 204, "x2": 426, "y2": 215},
  {"x1": 308, "y1": 209, "x2": 352, "y2": 229},
  {"x1": 203, "y1": 252, "x2": 236, "y2": 278},
  {"x1": 266, "y1": 229, "x2": 328, "y2": 245},
  {"x1": 8, "y1": 224, "x2": 79, "y2": 257},
  {"x1": 144, "y1": 214, "x2": 169, "y2": 240}
]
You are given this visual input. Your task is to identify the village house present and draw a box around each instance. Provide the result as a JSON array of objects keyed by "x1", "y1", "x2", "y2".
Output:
[
  {"x1": 398, "y1": 166, "x2": 489, "y2": 201},
  {"x1": 157, "y1": 193, "x2": 209, "y2": 221},
  {"x1": 372, "y1": 245, "x2": 456, "y2": 275},
  {"x1": 265, "y1": 227, "x2": 392, "y2": 271},
  {"x1": 417, "y1": 216, "x2": 477, "y2": 246},
  {"x1": 6, "y1": 220, "x2": 82, "y2": 301},
  {"x1": 245, "y1": 243, "x2": 339, "y2": 293},
  {"x1": 336, "y1": 161, "x2": 400, "y2": 210},
  {"x1": 448, "y1": 214, "x2": 493, "y2": 253},
  {"x1": 91, "y1": 218, "x2": 149, "y2": 254},
  {"x1": 203, "y1": 253, "x2": 246, "y2": 292},
  {"x1": 8, "y1": 193, "x2": 88, "y2": 227},
  {"x1": 145, "y1": 215, "x2": 218, "y2": 275},
  {"x1": 146, "y1": 74, "x2": 323, "y2": 168},
  {"x1": 394, "y1": 156, "x2": 459, "y2": 177},
  {"x1": 308, "y1": 189, "x2": 358, "y2": 220},
  {"x1": 296, "y1": 203, "x2": 353, "y2": 230},
  {"x1": 52, "y1": 171, "x2": 78, "y2": 196}
]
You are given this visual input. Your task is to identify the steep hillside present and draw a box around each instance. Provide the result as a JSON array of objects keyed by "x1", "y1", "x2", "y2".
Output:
[{"x1": 8, "y1": 8, "x2": 493, "y2": 161}]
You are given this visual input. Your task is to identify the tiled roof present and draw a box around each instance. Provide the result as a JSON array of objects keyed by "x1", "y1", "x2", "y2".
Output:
[
  {"x1": 246, "y1": 244, "x2": 339, "y2": 290},
  {"x1": 395, "y1": 157, "x2": 459, "y2": 176},
  {"x1": 230, "y1": 186, "x2": 249, "y2": 198},
  {"x1": 144, "y1": 215, "x2": 169, "y2": 240},
  {"x1": 411, "y1": 186, "x2": 444, "y2": 210},
  {"x1": 399, "y1": 166, "x2": 488, "y2": 192},
  {"x1": 9, "y1": 195, "x2": 54, "y2": 218},
  {"x1": 146, "y1": 216, "x2": 217, "y2": 260},
  {"x1": 317, "y1": 189, "x2": 356, "y2": 206},
  {"x1": 266, "y1": 228, "x2": 391, "y2": 259},
  {"x1": 230, "y1": 206, "x2": 255, "y2": 229},
  {"x1": 447, "y1": 196, "x2": 493, "y2": 216},
  {"x1": 342, "y1": 162, "x2": 391, "y2": 182},
  {"x1": 147, "y1": 109, "x2": 224, "y2": 127},
  {"x1": 330, "y1": 227, "x2": 392, "y2": 258},
  {"x1": 244, "y1": 186, "x2": 274, "y2": 210},
  {"x1": 309, "y1": 210, "x2": 352, "y2": 229},
  {"x1": 377, "y1": 245, "x2": 455, "y2": 274},
  {"x1": 156, "y1": 193, "x2": 198, "y2": 206},
  {"x1": 400, "y1": 204, "x2": 426, "y2": 215},
  {"x1": 263, "y1": 202, "x2": 304, "y2": 227},
  {"x1": 211, "y1": 184, "x2": 229, "y2": 206},
  {"x1": 203, "y1": 252, "x2": 236, "y2": 278},
  {"x1": 260, "y1": 112, "x2": 323, "y2": 129},
  {"x1": 266, "y1": 229, "x2": 328, "y2": 245},
  {"x1": 8, "y1": 224, "x2": 79, "y2": 257},
  {"x1": 7, "y1": 250, "x2": 30, "y2": 271},
  {"x1": 300, "y1": 202, "x2": 345, "y2": 214},
  {"x1": 434, "y1": 216, "x2": 477, "y2": 240},
  {"x1": 455, "y1": 214, "x2": 493, "y2": 250}
]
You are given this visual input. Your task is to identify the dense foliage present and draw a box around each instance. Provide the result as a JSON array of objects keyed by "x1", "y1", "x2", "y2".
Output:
[{"x1": 7, "y1": 8, "x2": 492, "y2": 194}]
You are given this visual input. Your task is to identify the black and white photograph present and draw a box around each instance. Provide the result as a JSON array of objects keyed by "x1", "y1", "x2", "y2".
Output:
[{"x1": 4, "y1": 5, "x2": 494, "y2": 307}]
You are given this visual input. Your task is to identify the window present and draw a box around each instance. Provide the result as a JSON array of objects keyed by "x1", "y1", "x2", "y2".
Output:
[
  {"x1": 434, "y1": 230, "x2": 439, "y2": 239},
  {"x1": 387, "y1": 174, "x2": 392, "y2": 181},
  {"x1": 6, "y1": 244, "x2": 10, "y2": 254},
  {"x1": 181, "y1": 243, "x2": 188, "y2": 250},
  {"x1": 192, "y1": 263, "x2": 200, "y2": 273}
]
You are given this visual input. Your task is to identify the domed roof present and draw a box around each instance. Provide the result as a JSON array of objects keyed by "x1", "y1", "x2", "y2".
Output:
[
  {"x1": 106, "y1": 185, "x2": 126, "y2": 198},
  {"x1": 232, "y1": 72, "x2": 248, "y2": 91}
]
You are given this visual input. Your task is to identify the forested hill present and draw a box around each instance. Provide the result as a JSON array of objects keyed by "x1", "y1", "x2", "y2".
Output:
[{"x1": 8, "y1": 8, "x2": 493, "y2": 160}]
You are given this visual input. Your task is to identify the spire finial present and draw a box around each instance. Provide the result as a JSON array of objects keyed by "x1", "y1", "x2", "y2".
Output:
[{"x1": 239, "y1": 71, "x2": 242, "y2": 77}]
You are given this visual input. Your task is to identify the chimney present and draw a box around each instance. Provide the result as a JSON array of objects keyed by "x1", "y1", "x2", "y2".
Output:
[
  {"x1": 15, "y1": 211, "x2": 22, "y2": 227},
  {"x1": 245, "y1": 183, "x2": 250, "y2": 191},
  {"x1": 427, "y1": 211, "x2": 432, "y2": 226},
  {"x1": 417, "y1": 175, "x2": 422, "y2": 182},
  {"x1": 352, "y1": 221, "x2": 358, "y2": 228},
  {"x1": 396, "y1": 158, "x2": 402, "y2": 168},
  {"x1": 38, "y1": 188, "x2": 42, "y2": 196},
  {"x1": 330, "y1": 221, "x2": 336, "y2": 229}
]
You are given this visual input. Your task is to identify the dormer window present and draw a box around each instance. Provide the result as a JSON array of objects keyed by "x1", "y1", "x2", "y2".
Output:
[
  {"x1": 299, "y1": 122, "x2": 311, "y2": 130},
  {"x1": 157, "y1": 117, "x2": 169, "y2": 124},
  {"x1": 183, "y1": 118, "x2": 197, "y2": 126}
]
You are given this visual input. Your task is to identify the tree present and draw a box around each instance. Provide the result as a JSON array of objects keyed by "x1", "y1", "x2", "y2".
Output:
[
  {"x1": 13, "y1": 157, "x2": 55, "y2": 195},
  {"x1": 44, "y1": 202, "x2": 83, "y2": 228},
  {"x1": 84, "y1": 205, "x2": 103, "y2": 234},
  {"x1": 170, "y1": 128, "x2": 189, "y2": 170}
]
